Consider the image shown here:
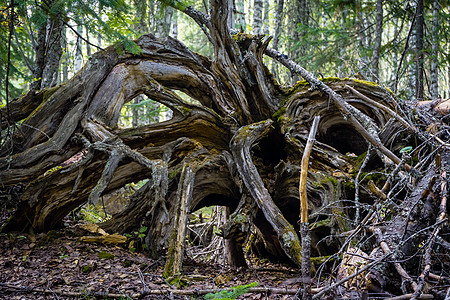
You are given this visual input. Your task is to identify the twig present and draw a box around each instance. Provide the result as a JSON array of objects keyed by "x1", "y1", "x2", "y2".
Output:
[
  {"x1": 0, "y1": 282, "x2": 324, "y2": 297},
  {"x1": 355, "y1": 145, "x2": 373, "y2": 223},
  {"x1": 345, "y1": 84, "x2": 415, "y2": 132},
  {"x1": 63, "y1": 20, "x2": 104, "y2": 51},
  {"x1": 411, "y1": 167, "x2": 449, "y2": 300},
  {"x1": 371, "y1": 227, "x2": 418, "y2": 291},
  {"x1": 386, "y1": 293, "x2": 434, "y2": 300},
  {"x1": 394, "y1": 8, "x2": 417, "y2": 94},
  {"x1": 312, "y1": 252, "x2": 392, "y2": 299},
  {"x1": 299, "y1": 115, "x2": 320, "y2": 300},
  {"x1": 13, "y1": 28, "x2": 34, "y2": 73}
]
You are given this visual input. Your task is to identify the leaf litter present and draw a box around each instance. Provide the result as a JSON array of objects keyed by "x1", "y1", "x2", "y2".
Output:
[{"x1": 0, "y1": 214, "x2": 302, "y2": 299}]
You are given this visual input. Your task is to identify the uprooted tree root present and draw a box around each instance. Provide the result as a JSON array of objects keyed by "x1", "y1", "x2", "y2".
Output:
[{"x1": 1, "y1": 0, "x2": 449, "y2": 298}]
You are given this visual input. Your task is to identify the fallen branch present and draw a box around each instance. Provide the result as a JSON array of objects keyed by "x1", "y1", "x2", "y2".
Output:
[
  {"x1": 386, "y1": 293, "x2": 434, "y2": 300},
  {"x1": 0, "y1": 282, "x2": 325, "y2": 298},
  {"x1": 312, "y1": 252, "x2": 392, "y2": 299},
  {"x1": 411, "y1": 164, "x2": 449, "y2": 300},
  {"x1": 345, "y1": 84, "x2": 415, "y2": 132},
  {"x1": 299, "y1": 116, "x2": 320, "y2": 300},
  {"x1": 371, "y1": 227, "x2": 418, "y2": 291}
]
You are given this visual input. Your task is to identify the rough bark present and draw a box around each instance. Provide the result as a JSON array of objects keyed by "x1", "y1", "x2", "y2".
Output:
[
  {"x1": 415, "y1": 0, "x2": 424, "y2": 100},
  {"x1": 430, "y1": 0, "x2": 439, "y2": 99},
  {"x1": 372, "y1": 0, "x2": 383, "y2": 81},
  {"x1": 164, "y1": 163, "x2": 194, "y2": 277},
  {"x1": 74, "y1": 22, "x2": 83, "y2": 73},
  {"x1": 41, "y1": 14, "x2": 64, "y2": 88},
  {"x1": 253, "y1": 0, "x2": 263, "y2": 34}
]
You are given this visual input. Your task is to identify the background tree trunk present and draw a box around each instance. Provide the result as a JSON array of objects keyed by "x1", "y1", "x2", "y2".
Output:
[
  {"x1": 372, "y1": 0, "x2": 383, "y2": 82},
  {"x1": 415, "y1": 0, "x2": 424, "y2": 100},
  {"x1": 430, "y1": 0, "x2": 439, "y2": 99},
  {"x1": 253, "y1": 0, "x2": 262, "y2": 34}
]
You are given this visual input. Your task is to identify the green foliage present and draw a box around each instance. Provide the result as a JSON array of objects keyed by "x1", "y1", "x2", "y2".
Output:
[
  {"x1": 169, "y1": 275, "x2": 190, "y2": 288},
  {"x1": 125, "y1": 226, "x2": 148, "y2": 252},
  {"x1": 204, "y1": 282, "x2": 258, "y2": 300},
  {"x1": 119, "y1": 97, "x2": 170, "y2": 127},
  {"x1": 79, "y1": 204, "x2": 109, "y2": 223},
  {"x1": 160, "y1": 0, "x2": 188, "y2": 11},
  {"x1": 399, "y1": 146, "x2": 413, "y2": 154}
]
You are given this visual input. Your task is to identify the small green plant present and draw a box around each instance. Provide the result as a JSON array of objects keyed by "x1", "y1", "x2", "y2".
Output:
[
  {"x1": 169, "y1": 275, "x2": 190, "y2": 288},
  {"x1": 82, "y1": 265, "x2": 92, "y2": 273},
  {"x1": 125, "y1": 226, "x2": 148, "y2": 252},
  {"x1": 399, "y1": 146, "x2": 413, "y2": 154},
  {"x1": 204, "y1": 282, "x2": 258, "y2": 300}
]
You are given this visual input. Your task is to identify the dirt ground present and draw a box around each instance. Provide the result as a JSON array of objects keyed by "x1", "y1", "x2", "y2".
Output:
[{"x1": 0, "y1": 212, "x2": 303, "y2": 300}]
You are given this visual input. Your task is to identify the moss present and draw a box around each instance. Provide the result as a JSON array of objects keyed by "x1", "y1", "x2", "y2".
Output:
[
  {"x1": 344, "y1": 181, "x2": 355, "y2": 189},
  {"x1": 97, "y1": 251, "x2": 115, "y2": 259},
  {"x1": 320, "y1": 77, "x2": 342, "y2": 83},
  {"x1": 169, "y1": 275, "x2": 190, "y2": 288},
  {"x1": 284, "y1": 77, "x2": 348, "y2": 97},
  {"x1": 23, "y1": 86, "x2": 60, "y2": 122},
  {"x1": 319, "y1": 175, "x2": 338, "y2": 187},
  {"x1": 272, "y1": 107, "x2": 287, "y2": 124},
  {"x1": 333, "y1": 209, "x2": 351, "y2": 232},
  {"x1": 310, "y1": 255, "x2": 332, "y2": 265},
  {"x1": 360, "y1": 172, "x2": 387, "y2": 184},
  {"x1": 121, "y1": 259, "x2": 133, "y2": 267},
  {"x1": 163, "y1": 228, "x2": 179, "y2": 278},
  {"x1": 179, "y1": 106, "x2": 191, "y2": 114},
  {"x1": 43, "y1": 85, "x2": 60, "y2": 101},
  {"x1": 280, "y1": 227, "x2": 302, "y2": 264},
  {"x1": 309, "y1": 218, "x2": 332, "y2": 230},
  {"x1": 284, "y1": 80, "x2": 310, "y2": 96},
  {"x1": 42, "y1": 165, "x2": 63, "y2": 177},
  {"x1": 272, "y1": 107, "x2": 286, "y2": 120},
  {"x1": 82, "y1": 265, "x2": 92, "y2": 273},
  {"x1": 311, "y1": 181, "x2": 325, "y2": 189},
  {"x1": 231, "y1": 32, "x2": 254, "y2": 42},
  {"x1": 351, "y1": 78, "x2": 380, "y2": 87},
  {"x1": 168, "y1": 168, "x2": 182, "y2": 180}
]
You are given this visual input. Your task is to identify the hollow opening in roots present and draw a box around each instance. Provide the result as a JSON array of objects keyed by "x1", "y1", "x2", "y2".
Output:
[
  {"x1": 119, "y1": 95, "x2": 172, "y2": 128},
  {"x1": 318, "y1": 123, "x2": 368, "y2": 155},
  {"x1": 73, "y1": 180, "x2": 147, "y2": 224},
  {"x1": 254, "y1": 127, "x2": 287, "y2": 166},
  {"x1": 186, "y1": 205, "x2": 227, "y2": 263}
]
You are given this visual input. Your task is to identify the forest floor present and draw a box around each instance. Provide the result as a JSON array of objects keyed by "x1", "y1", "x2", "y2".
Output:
[{"x1": 0, "y1": 209, "x2": 303, "y2": 300}]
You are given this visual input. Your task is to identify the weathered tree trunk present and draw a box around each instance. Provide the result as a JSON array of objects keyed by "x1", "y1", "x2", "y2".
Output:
[
  {"x1": 74, "y1": 22, "x2": 83, "y2": 73},
  {"x1": 372, "y1": 0, "x2": 383, "y2": 81},
  {"x1": 253, "y1": 0, "x2": 263, "y2": 34},
  {"x1": 271, "y1": 0, "x2": 284, "y2": 76},
  {"x1": 41, "y1": 14, "x2": 64, "y2": 88},
  {"x1": 1, "y1": 2, "x2": 448, "y2": 295},
  {"x1": 430, "y1": 0, "x2": 439, "y2": 99},
  {"x1": 235, "y1": 0, "x2": 246, "y2": 31}
]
